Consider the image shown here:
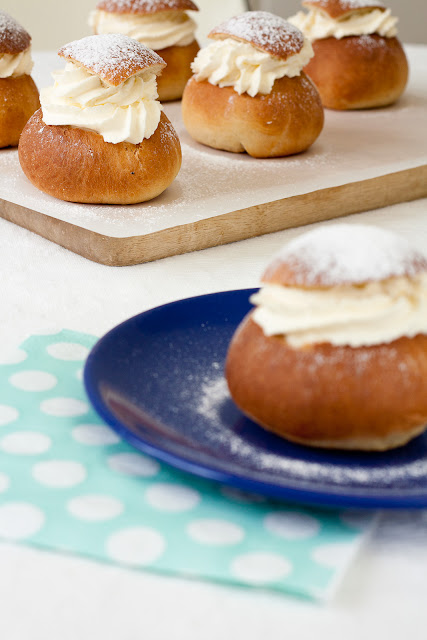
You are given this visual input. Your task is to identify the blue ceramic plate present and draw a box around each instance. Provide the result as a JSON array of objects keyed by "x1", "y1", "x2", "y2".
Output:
[{"x1": 84, "y1": 289, "x2": 427, "y2": 509}]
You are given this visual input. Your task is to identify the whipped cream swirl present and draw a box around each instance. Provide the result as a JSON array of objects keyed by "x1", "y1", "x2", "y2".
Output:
[
  {"x1": 89, "y1": 9, "x2": 196, "y2": 50},
  {"x1": 0, "y1": 48, "x2": 33, "y2": 78},
  {"x1": 288, "y1": 7, "x2": 398, "y2": 40},
  {"x1": 41, "y1": 61, "x2": 162, "y2": 144},
  {"x1": 191, "y1": 37, "x2": 313, "y2": 97},
  {"x1": 251, "y1": 274, "x2": 427, "y2": 348}
]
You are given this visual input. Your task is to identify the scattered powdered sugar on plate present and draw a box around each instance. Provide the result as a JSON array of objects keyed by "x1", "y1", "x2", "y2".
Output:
[
  {"x1": 96, "y1": 0, "x2": 199, "y2": 14},
  {"x1": 192, "y1": 373, "x2": 427, "y2": 490},
  {"x1": 210, "y1": 11, "x2": 305, "y2": 60},
  {"x1": 59, "y1": 34, "x2": 165, "y2": 86},
  {"x1": 265, "y1": 224, "x2": 427, "y2": 286},
  {"x1": 0, "y1": 10, "x2": 31, "y2": 54}
]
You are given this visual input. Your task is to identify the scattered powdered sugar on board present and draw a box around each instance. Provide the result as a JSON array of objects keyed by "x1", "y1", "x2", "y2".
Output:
[
  {"x1": 265, "y1": 224, "x2": 427, "y2": 286},
  {"x1": 1, "y1": 51, "x2": 427, "y2": 240},
  {"x1": 59, "y1": 34, "x2": 165, "y2": 86},
  {"x1": 210, "y1": 11, "x2": 305, "y2": 61},
  {"x1": 96, "y1": 0, "x2": 198, "y2": 14},
  {"x1": 303, "y1": 0, "x2": 385, "y2": 19},
  {"x1": 0, "y1": 10, "x2": 31, "y2": 54}
]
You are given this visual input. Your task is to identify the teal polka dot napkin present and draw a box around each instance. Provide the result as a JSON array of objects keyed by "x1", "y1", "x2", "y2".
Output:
[{"x1": 0, "y1": 330, "x2": 374, "y2": 600}]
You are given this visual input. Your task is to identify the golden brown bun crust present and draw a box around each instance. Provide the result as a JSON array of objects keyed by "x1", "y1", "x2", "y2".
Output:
[
  {"x1": 156, "y1": 40, "x2": 199, "y2": 101},
  {"x1": 226, "y1": 315, "x2": 427, "y2": 451},
  {"x1": 304, "y1": 35, "x2": 408, "y2": 110},
  {"x1": 302, "y1": 0, "x2": 386, "y2": 20},
  {"x1": 209, "y1": 12, "x2": 305, "y2": 62},
  {"x1": 182, "y1": 73, "x2": 324, "y2": 158},
  {"x1": 0, "y1": 12, "x2": 31, "y2": 54},
  {"x1": 0, "y1": 75, "x2": 40, "y2": 148},
  {"x1": 96, "y1": 0, "x2": 198, "y2": 14},
  {"x1": 18, "y1": 109, "x2": 182, "y2": 204}
]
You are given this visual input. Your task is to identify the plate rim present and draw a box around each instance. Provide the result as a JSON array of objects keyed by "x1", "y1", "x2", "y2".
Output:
[{"x1": 84, "y1": 288, "x2": 427, "y2": 510}]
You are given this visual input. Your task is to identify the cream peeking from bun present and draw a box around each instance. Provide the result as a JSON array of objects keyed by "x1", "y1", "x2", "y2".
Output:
[
  {"x1": 0, "y1": 11, "x2": 40, "y2": 148},
  {"x1": 182, "y1": 11, "x2": 324, "y2": 158},
  {"x1": 289, "y1": 0, "x2": 408, "y2": 109},
  {"x1": 226, "y1": 225, "x2": 427, "y2": 451},
  {"x1": 18, "y1": 34, "x2": 182, "y2": 204},
  {"x1": 89, "y1": 0, "x2": 200, "y2": 101}
]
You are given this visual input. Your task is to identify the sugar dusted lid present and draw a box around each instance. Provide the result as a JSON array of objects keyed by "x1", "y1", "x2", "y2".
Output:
[
  {"x1": 209, "y1": 11, "x2": 305, "y2": 61},
  {"x1": 0, "y1": 11, "x2": 31, "y2": 55},
  {"x1": 262, "y1": 224, "x2": 427, "y2": 288},
  {"x1": 302, "y1": 0, "x2": 386, "y2": 20},
  {"x1": 59, "y1": 34, "x2": 166, "y2": 86},
  {"x1": 95, "y1": 0, "x2": 198, "y2": 14}
]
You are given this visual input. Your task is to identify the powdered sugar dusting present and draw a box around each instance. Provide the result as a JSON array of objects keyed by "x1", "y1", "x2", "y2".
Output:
[
  {"x1": 0, "y1": 11, "x2": 31, "y2": 55},
  {"x1": 303, "y1": 0, "x2": 386, "y2": 20},
  {"x1": 59, "y1": 34, "x2": 166, "y2": 86},
  {"x1": 210, "y1": 11, "x2": 305, "y2": 61},
  {"x1": 266, "y1": 224, "x2": 427, "y2": 287},
  {"x1": 96, "y1": 0, "x2": 198, "y2": 14}
]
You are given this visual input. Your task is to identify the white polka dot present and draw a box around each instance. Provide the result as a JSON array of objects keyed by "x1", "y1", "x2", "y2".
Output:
[
  {"x1": 264, "y1": 511, "x2": 320, "y2": 540},
  {"x1": 108, "y1": 452, "x2": 160, "y2": 477},
  {"x1": 231, "y1": 552, "x2": 292, "y2": 585},
  {"x1": 313, "y1": 543, "x2": 356, "y2": 569},
  {"x1": 40, "y1": 397, "x2": 89, "y2": 417},
  {"x1": 68, "y1": 495, "x2": 123, "y2": 522},
  {"x1": 47, "y1": 342, "x2": 89, "y2": 361},
  {"x1": 0, "y1": 348, "x2": 27, "y2": 365},
  {"x1": 76, "y1": 369, "x2": 83, "y2": 381},
  {"x1": 145, "y1": 483, "x2": 201, "y2": 512},
  {"x1": 0, "y1": 472, "x2": 10, "y2": 493},
  {"x1": 0, "y1": 503, "x2": 45, "y2": 540},
  {"x1": 106, "y1": 527, "x2": 166, "y2": 566},
  {"x1": 0, "y1": 405, "x2": 19, "y2": 426},
  {"x1": 187, "y1": 519, "x2": 245, "y2": 545},
  {"x1": 1, "y1": 432, "x2": 51, "y2": 455},
  {"x1": 72, "y1": 424, "x2": 120, "y2": 446},
  {"x1": 33, "y1": 460, "x2": 87, "y2": 488},
  {"x1": 10, "y1": 370, "x2": 57, "y2": 392}
]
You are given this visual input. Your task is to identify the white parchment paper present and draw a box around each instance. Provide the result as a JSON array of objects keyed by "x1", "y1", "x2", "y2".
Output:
[{"x1": 0, "y1": 46, "x2": 425, "y2": 239}]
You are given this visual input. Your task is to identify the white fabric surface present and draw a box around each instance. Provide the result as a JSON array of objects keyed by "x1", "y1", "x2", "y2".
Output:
[{"x1": 0, "y1": 50, "x2": 426, "y2": 639}]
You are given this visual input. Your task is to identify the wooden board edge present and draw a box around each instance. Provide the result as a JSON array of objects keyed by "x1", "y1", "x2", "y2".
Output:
[{"x1": 0, "y1": 165, "x2": 426, "y2": 266}]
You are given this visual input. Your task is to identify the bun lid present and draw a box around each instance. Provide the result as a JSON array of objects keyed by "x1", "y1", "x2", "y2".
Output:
[
  {"x1": 302, "y1": 0, "x2": 386, "y2": 20},
  {"x1": 209, "y1": 11, "x2": 305, "y2": 62},
  {"x1": 0, "y1": 11, "x2": 31, "y2": 55},
  {"x1": 59, "y1": 34, "x2": 166, "y2": 86},
  {"x1": 95, "y1": 0, "x2": 198, "y2": 14},
  {"x1": 262, "y1": 224, "x2": 427, "y2": 288}
]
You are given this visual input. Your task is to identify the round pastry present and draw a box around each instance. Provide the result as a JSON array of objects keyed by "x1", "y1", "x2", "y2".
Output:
[
  {"x1": 18, "y1": 34, "x2": 182, "y2": 205},
  {"x1": 0, "y1": 11, "x2": 40, "y2": 148},
  {"x1": 182, "y1": 11, "x2": 324, "y2": 158},
  {"x1": 226, "y1": 224, "x2": 427, "y2": 451},
  {"x1": 288, "y1": 0, "x2": 409, "y2": 110},
  {"x1": 89, "y1": 0, "x2": 200, "y2": 101}
]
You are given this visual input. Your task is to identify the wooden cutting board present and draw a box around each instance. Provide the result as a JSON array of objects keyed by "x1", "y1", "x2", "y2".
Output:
[{"x1": 0, "y1": 47, "x2": 426, "y2": 266}]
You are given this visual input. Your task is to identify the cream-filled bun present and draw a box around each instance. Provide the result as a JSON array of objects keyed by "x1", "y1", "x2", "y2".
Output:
[
  {"x1": 226, "y1": 224, "x2": 427, "y2": 451},
  {"x1": 18, "y1": 34, "x2": 182, "y2": 204},
  {"x1": 0, "y1": 11, "x2": 40, "y2": 148},
  {"x1": 90, "y1": 0, "x2": 200, "y2": 101},
  {"x1": 181, "y1": 11, "x2": 324, "y2": 158},
  {"x1": 289, "y1": 0, "x2": 408, "y2": 109}
]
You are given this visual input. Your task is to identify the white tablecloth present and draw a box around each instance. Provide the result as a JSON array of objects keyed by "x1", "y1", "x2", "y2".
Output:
[{"x1": 0, "y1": 50, "x2": 426, "y2": 639}]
